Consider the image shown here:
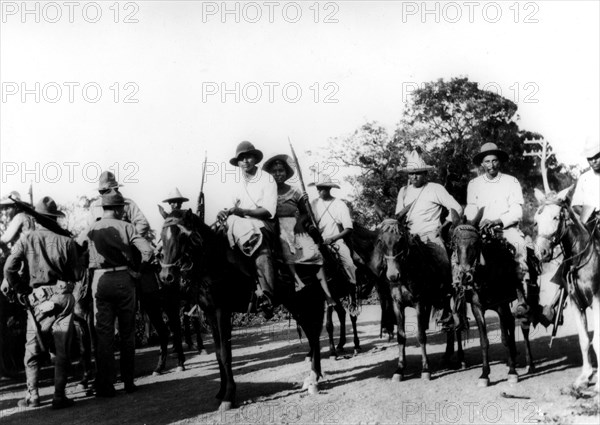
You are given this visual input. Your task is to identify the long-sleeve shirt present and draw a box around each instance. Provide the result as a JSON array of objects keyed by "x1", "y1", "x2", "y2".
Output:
[
  {"x1": 0, "y1": 212, "x2": 35, "y2": 245},
  {"x1": 395, "y1": 182, "x2": 463, "y2": 236},
  {"x1": 464, "y1": 173, "x2": 524, "y2": 228},
  {"x1": 87, "y1": 218, "x2": 154, "y2": 269},
  {"x1": 89, "y1": 197, "x2": 151, "y2": 238},
  {"x1": 229, "y1": 168, "x2": 278, "y2": 229},
  {"x1": 4, "y1": 228, "x2": 85, "y2": 291}
]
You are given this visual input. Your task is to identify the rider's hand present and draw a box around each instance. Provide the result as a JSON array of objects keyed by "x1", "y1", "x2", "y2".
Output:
[
  {"x1": 480, "y1": 219, "x2": 502, "y2": 230},
  {"x1": 217, "y1": 209, "x2": 230, "y2": 222},
  {"x1": 323, "y1": 237, "x2": 335, "y2": 245},
  {"x1": 0, "y1": 279, "x2": 12, "y2": 297},
  {"x1": 300, "y1": 192, "x2": 309, "y2": 204}
]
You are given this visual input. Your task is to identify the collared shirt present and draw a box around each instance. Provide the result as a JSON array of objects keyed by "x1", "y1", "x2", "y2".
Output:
[
  {"x1": 87, "y1": 218, "x2": 154, "y2": 269},
  {"x1": 311, "y1": 197, "x2": 353, "y2": 239},
  {"x1": 230, "y1": 168, "x2": 277, "y2": 228},
  {"x1": 89, "y1": 197, "x2": 151, "y2": 239},
  {"x1": 395, "y1": 182, "x2": 462, "y2": 236},
  {"x1": 572, "y1": 168, "x2": 600, "y2": 212},
  {"x1": 464, "y1": 172, "x2": 524, "y2": 228},
  {"x1": 0, "y1": 212, "x2": 35, "y2": 245},
  {"x1": 4, "y1": 228, "x2": 85, "y2": 290}
]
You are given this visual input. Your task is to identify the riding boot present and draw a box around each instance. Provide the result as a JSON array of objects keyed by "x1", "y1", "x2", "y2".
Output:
[{"x1": 18, "y1": 385, "x2": 40, "y2": 408}]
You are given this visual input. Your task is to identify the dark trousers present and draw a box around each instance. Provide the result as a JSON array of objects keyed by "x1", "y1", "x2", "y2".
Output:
[{"x1": 91, "y1": 269, "x2": 136, "y2": 389}]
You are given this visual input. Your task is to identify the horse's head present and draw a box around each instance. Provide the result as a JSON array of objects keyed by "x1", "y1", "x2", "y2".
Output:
[
  {"x1": 533, "y1": 186, "x2": 572, "y2": 262},
  {"x1": 158, "y1": 208, "x2": 201, "y2": 287},
  {"x1": 450, "y1": 208, "x2": 484, "y2": 288},
  {"x1": 374, "y1": 218, "x2": 408, "y2": 283}
]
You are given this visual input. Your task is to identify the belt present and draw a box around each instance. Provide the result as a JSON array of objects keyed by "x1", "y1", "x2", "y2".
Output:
[{"x1": 95, "y1": 266, "x2": 128, "y2": 273}]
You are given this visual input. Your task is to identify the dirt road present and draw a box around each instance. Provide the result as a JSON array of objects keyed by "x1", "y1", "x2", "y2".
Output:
[{"x1": 1, "y1": 301, "x2": 598, "y2": 425}]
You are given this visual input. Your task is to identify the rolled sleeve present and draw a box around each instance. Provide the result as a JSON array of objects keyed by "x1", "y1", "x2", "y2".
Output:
[
  {"x1": 435, "y1": 186, "x2": 463, "y2": 218},
  {"x1": 464, "y1": 181, "x2": 478, "y2": 221}
]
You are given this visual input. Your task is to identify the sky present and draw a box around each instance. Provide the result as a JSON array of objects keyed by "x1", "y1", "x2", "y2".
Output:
[{"x1": 1, "y1": 0, "x2": 599, "y2": 234}]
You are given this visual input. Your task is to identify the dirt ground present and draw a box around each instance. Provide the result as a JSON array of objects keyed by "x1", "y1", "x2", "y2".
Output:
[{"x1": 1, "y1": 290, "x2": 598, "y2": 424}]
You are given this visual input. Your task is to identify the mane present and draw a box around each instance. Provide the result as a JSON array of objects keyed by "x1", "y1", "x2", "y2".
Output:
[{"x1": 377, "y1": 218, "x2": 401, "y2": 234}]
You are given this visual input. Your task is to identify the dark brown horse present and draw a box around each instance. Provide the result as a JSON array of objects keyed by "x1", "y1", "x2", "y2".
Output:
[
  {"x1": 450, "y1": 209, "x2": 536, "y2": 387},
  {"x1": 534, "y1": 187, "x2": 599, "y2": 392},
  {"x1": 159, "y1": 209, "x2": 325, "y2": 410},
  {"x1": 368, "y1": 217, "x2": 458, "y2": 381}
]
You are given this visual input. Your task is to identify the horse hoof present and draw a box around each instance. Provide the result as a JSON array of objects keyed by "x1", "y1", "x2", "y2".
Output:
[
  {"x1": 301, "y1": 376, "x2": 311, "y2": 390},
  {"x1": 219, "y1": 401, "x2": 234, "y2": 411},
  {"x1": 524, "y1": 365, "x2": 535, "y2": 374},
  {"x1": 176, "y1": 366, "x2": 185, "y2": 372},
  {"x1": 304, "y1": 356, "x2": 311, "y2": 363},
  {"x1": 392, "y1": 373, "x2": 403, "y2": 382},
  {"x1": 353, "y1": 349, "x2": 360, "y2": 357},
  {"x1": 507, "y1": 374, "x2": 519, "y2": 384},
  {"x1": 307, "y1": 383, "x2": 319, "y2": 395},
  {"x1": 460, "y1": 362, "x2": 467, "y2": 370},
  {"x1": 152, "y1": 371, "x2": 161, "y2": 377},
  {"x1": 477, "y1": 378, "x2": 489, "y2": 387},
  {"x1": 422, "y1": 372, "x2": 431, "y2": 381}
]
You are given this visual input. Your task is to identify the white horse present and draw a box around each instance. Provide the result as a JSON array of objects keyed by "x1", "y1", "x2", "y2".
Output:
[{"x1": 534, "y1": 187, "x2": 599, "y2": 392}]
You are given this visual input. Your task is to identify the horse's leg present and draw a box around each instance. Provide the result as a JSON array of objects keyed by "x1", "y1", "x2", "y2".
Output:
[
  {"x1": 334, "y1": 302, "x2": 347, "y2": 353},
  {"x1": 592, "y1": 295, "x2": 600, "y2": 393},
  {"x1": 442, "y1": 326, "x2": 455, "y2": 369},
  {"x1": 182, "y1": 301, "x2": 193, "y2": 349},
  {"x1": 456, "y1": 329, "x2": 465, "y2": 369},
  {"x1": 193, "y1": 314, "x2": 207, "y2": 355},
  {"x1": 471, "y1": 301, "x2": 490, "y2": 387},
  {"x1": 205, "y1": 310, "x2": 226, "y2": 402},
  {"x1": 572, "y1": 302, "x2": 594, "y2": 389},
  {"x1": 391, "y1": 286, "x2": 406, "y2": 382},
  {"x1": 521, "y1": 323, "x2": 535, "y2": 374},
  {"x1": 350, "y1": 312, "x2": 360, "y2": 356},
  {"x1": 325, "y1": 305, "x2": 337, "y2": 359},
  {"x1": 416, "y1": 303, "x2": 430, "y2": 380},
  {"x1": 215, "y1": 308, "x2": 236, "y2": 410},
  {"x1": 498, "y1": 304, "x2": 519, "y2": 383},
  {"x1": 166, "y1": 290, "x2": 185, "y2": 371},
  {"x1": 141, "y1": 292, "x2": 170, "y2": 375}
]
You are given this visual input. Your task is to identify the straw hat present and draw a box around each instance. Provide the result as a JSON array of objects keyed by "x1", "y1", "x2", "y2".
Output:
[
  {"x1": 163, "y1": 188, "x2": 189, "y2": 203},
  {"x1": 262, "y1": 154, "x2": 295, "y2": 180},
  {"x1": 308, "y1": 175, "x2": 340, "y2": 189},
  {"x1": 399, "y1": 151, "x2": 435, "y2": 173},
  {"x1": 582, "y1": 136, "x2": 600, "y2": 159}
]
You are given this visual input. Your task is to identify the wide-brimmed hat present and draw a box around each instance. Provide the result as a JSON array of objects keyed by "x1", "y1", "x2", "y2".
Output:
[
  {"x1": 399, "y1": 151, "x2": 435, "y2": 173},
  {"x1": 262, "y1": 154, "x2": 295, "y2": 180},
  {"x1": 582, "y1": 136, "x2": 600, "y2": 159},
  {"x1": 473, "y1": 142, "x2": 509, "y2": 165},
  {"x1": 229, "y1": 141, "x2": 264, "y2": 166},
  {"x1": 101, "y1": 190, "x2": 126, "y2": 207},
  {"x1": 0, "y1": 191, "x2": 23, "y2": 207},
  {"x1": 35, "y1": 196, "x2": 65, "y2": 217},
  {"x1": 308, "y1": 175, "x2": 340, "y2": 189},
  {"x1": 98, "y1": 171, "x2": 123, "y2": 191},
  {"x1": 163, "y1": 188, "x2": 189, "y2": 203}
]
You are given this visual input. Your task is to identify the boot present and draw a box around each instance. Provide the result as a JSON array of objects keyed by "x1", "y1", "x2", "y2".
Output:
[{"x1": 18, "y1": 387, "x2": 40, "y2": 408}]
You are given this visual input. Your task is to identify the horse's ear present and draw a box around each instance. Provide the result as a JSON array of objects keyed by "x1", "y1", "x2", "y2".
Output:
[
  {"x1": 395, "y1": 201, "x2": 414, "y2": 222},
  {"x1": 158, "y1": 204, "x2": 167, "y2": 219},
  {"x1": 556, "y1": 185, "x2": 574, "y2": 202},
  {"x1": 469, "y1": 207, "x2": 485, "y2": 228},
  {"x1": 374, "y1": 204, "x2": 386, "y2": 221},
  {"x1": 450, "y1": 208, "x2": 461, "y2": 226},
  {"x1": 534, "y1": 188, "x2": 546, "y2": 204}
]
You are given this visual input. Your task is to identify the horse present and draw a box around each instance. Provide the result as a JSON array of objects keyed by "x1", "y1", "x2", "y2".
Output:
[
  {"x1": 449, "y1": 208, "x2": 537, "y2": 387},
  {"x1": 533, "y1": 186, "x2": 600, "y2": 392},
  {"x1": 158, "y1": 209, "x2": 325, "y2": 410},
  {"x1": 368, "y1": 215, "x2": 458, "y2": 382}
]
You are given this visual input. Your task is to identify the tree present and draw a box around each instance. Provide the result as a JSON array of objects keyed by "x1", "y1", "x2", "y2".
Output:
[{"x1": 317, "y1": 77, "x2": 574, "y2": 233}]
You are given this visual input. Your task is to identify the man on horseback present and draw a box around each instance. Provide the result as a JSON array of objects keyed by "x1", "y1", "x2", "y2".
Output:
[
  {"x1": 217, "y1": 141, "x2": 278, "y2": 319},
  {"x1": 162, "y1": 188, "x2": 189, "y2": 212},
  {"x1": 309, "y1": 176, "x2": 358, "y2": 313},
  {"x1": 464, "y1": 143, "x2": 535, "y2": 321},
  {"x1": 3, "y1": 196, "x2": 85, "y2": 409},
  {"x1": 572, "y1": 136, "x2": 600, "y2": 235},
  {"x1": 394, "y1": 151, "x2": 462, "y2": 328}
]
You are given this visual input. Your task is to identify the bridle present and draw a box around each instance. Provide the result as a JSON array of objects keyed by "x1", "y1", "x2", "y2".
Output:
[
  {"x1": 451, "y1": 224, "x2": 481, "y2": 289},
  {"x1": 160, "y1": 216, "x2": 198, "y2": 283}
]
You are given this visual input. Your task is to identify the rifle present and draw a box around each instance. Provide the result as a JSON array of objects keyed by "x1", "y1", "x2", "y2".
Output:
[
  {"x1": 549, "y1": 286, "x2": 567, "y2": 348},
  {"x1": 8, "y1": 196, "x2": 72, "y2": 238},
  {"x1": 287, "y1": 137, "x2": 323, "y2": 245},
  {"x1": 28, "y1": 182, "x2": 34, "y2": 206},
  {"x1": 197, "y1": 151, "x2": 207, "y2": 223}
]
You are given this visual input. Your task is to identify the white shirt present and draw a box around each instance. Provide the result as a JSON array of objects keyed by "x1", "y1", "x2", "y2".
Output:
[
  {"x1": 572, "y1": 168, "x2": 600, "y2": 211},
  {"x1": 311, "y1": 198, "x2": 353, "y2": 239},
  {"x1": 395, "y1": 182, "x2": 462, "y2": 235},
  {"x1": 465, "y1": 173, "x2": 524, "y2": 227},
  {"x1": 230, "y1": 168, "x2": 277, "y2": 228}
]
